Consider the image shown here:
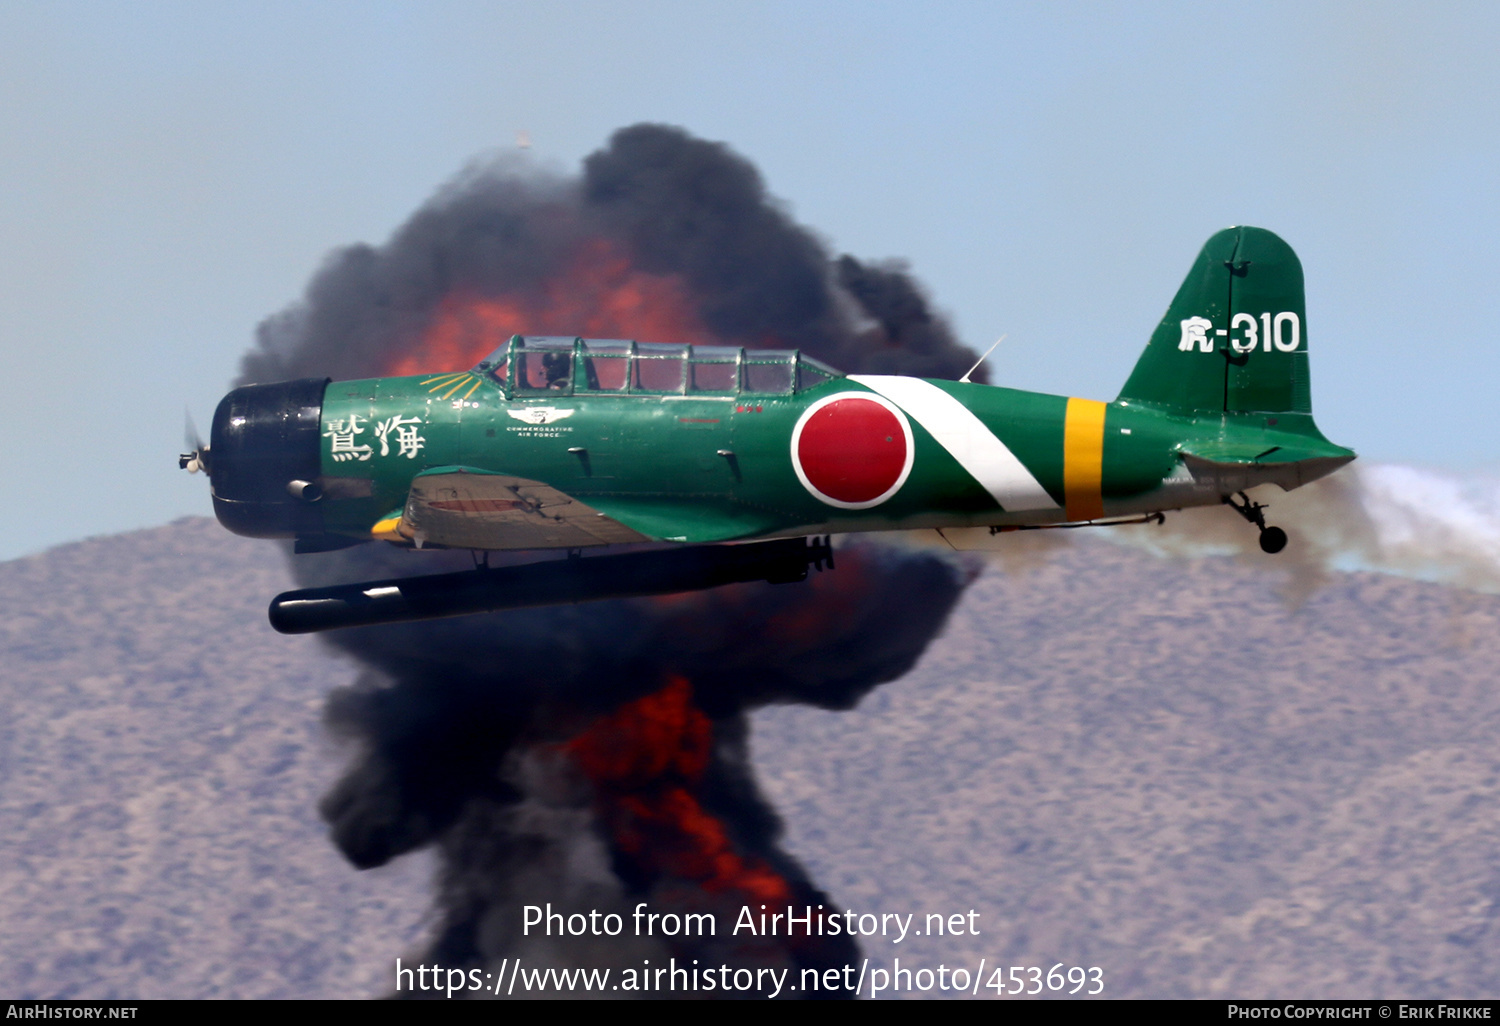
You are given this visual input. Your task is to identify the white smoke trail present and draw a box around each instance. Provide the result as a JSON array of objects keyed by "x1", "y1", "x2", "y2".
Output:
[{"x1": 1114, "y1": 464, "x2": 1500, "y2": 597}]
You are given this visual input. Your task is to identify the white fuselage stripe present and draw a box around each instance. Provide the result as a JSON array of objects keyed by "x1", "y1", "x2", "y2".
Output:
[{"x1": 848, "y1": 375, "x2": 1059, "y2": 512}]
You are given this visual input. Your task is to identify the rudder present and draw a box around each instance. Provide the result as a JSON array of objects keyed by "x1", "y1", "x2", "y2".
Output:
[{"x1": 1119, "y1": 226, "x2": 1312, "y2": 417}]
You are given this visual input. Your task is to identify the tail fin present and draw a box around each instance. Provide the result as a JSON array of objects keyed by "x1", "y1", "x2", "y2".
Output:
[{"x1": 1119, "y1": 226, "x2": 1312, "y2": 417}]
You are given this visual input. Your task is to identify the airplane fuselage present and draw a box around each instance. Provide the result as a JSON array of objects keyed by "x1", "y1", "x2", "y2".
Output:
[
  {"x1": 199, "y1": 228, "x2": 1356, "y2": 634},
  {"x1": 247, "y1": 351, "x2": 1346, "y2": 551}
]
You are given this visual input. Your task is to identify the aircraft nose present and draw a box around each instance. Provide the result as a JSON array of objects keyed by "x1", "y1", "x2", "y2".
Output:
[{"x1": 209, "y1": 377, "x2": 330, "y2": 538}]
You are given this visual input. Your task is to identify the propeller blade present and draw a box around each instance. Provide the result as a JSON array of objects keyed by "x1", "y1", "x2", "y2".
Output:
[
  {"x1": 181, "y1": 409, "x2": 210, "y2": 474},
  {"x1": 184, "y1": 409, "x2": 204, "y2": 453}
]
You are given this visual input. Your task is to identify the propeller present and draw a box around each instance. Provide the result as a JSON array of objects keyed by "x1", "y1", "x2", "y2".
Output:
[{"x1": 179, "y1": 410, "x2": 210, "y2": 475}]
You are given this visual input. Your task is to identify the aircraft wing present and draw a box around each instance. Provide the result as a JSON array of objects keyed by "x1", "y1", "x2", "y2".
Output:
[{"x1": 374, "y1": 467, "x2": 653, "y2": 550}]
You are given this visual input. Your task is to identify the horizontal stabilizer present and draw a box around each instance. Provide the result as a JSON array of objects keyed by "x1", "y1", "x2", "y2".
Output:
[
  {"x1": 1178, "y1": 449, "x2": 1354, "y2": 492},
  {"x1": 1178, "y1": 439, "x2": 1350, "y2": 465}
]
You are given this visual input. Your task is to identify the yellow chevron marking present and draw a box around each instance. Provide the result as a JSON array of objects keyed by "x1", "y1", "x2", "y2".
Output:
[
  {"x1": 1063, "y1": 397, "x2": 1107, "y2": 522},
  {"x1": 439, "y1": 375, "x2": 474, "y2": 399},
  {"x1": 424, "y1": 374, "x2": 467, "y2": 391}
]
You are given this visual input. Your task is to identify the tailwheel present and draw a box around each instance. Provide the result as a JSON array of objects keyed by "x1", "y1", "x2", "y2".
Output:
[
  {"x1": 1259, "y1": 526, "x2": 1288, "y2": 554},
  {"x1": 1223, "y1": 491, "x2": 1288, "y2": 555}
]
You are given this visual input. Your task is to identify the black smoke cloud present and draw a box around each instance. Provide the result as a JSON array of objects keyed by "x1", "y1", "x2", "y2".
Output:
[
  {"x1": 243, "y1": 124, "x2": 985, "y2": 386},
  {"x1": 242, "y1": 124, "x2": 982, "y2": 996}
]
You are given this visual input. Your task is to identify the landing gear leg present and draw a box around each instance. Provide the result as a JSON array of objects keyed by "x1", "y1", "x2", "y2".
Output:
[{"x1": 1223, "y1": 492, "x2": 1288, "y2": 554}]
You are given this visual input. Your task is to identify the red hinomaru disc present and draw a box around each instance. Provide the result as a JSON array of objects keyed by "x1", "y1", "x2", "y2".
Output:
[{"x1": 790, "y1": 393, "x2": 915, "y2": 509}]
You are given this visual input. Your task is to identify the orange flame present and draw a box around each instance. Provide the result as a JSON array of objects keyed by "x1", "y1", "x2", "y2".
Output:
[
  {"x1": 386, "y1": 238, "x2": 709, "y2": 377},
  {"x1": 566, "y1": 677, "x2": 791, "y2": 903}
]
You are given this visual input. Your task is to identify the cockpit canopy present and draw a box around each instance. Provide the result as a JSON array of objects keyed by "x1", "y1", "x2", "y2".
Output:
[{"x1": 471, "y1": 335, "x2": 843, "y2": 398}]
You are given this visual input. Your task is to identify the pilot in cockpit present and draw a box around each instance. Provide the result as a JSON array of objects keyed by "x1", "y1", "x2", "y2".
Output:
[{"x1": 524, "y1": 352, "x2": 572, "y2": 391}]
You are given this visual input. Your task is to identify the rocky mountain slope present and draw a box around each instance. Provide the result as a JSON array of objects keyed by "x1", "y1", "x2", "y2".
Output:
[{"x1": 2, "y1": 519, "x2": 1496, "y2": 998}]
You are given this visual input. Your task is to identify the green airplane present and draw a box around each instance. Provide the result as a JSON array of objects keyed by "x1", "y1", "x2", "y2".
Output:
[{"x1": 186, "y1": 226, "x2": 1353, "y2": 633}]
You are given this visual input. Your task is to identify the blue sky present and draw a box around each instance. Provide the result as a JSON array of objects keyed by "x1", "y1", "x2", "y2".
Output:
[{"x1": 1, "y1": 1, "x2": 1496, "y2": 561}]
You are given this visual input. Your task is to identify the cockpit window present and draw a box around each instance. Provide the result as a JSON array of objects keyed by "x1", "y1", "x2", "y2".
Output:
[
  {"x1": 631, "y1": 343, "x2": 689, "y2": 393},
  {"x1": 472, "y1": 336, "x2": 842, "y2": 397},
  {"x1": 581, "y1": 339, "x2": 631, "y2": 392},
  {"x1": 513, "y1": 336, "x2": 576, "y2": 395},
  {"x1": 473, "y1": 336, "x2": 514, "y2": 385},
  {"x1": 742, "y1": 351, "x2": 796, "y2": 395},
  {"x1": 797, "y1": 355, "x2": 839, "y2": 392},
  {"x1": 687, "y1": 346, "x2": 740, "y2": 394}
]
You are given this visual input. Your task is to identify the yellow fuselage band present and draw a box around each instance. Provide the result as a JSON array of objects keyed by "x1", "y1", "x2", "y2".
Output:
[{"x1": 1063, "y1": 398, "x2": 1107, "y2": 522}]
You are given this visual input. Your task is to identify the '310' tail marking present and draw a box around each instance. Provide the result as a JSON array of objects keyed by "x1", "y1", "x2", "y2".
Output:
[{"x1": 1179, "y1": 312, "x2": 1301, "y2": 353}]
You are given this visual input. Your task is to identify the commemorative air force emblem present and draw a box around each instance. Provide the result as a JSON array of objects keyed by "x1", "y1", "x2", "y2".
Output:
[{"x1": 507, "y1": 407, "x2": 577, "y2": 426}]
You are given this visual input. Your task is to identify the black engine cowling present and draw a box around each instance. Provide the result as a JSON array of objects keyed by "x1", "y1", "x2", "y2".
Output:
[{"x1": 209, "y1": 378, "x2": 329, "y2": 538}]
